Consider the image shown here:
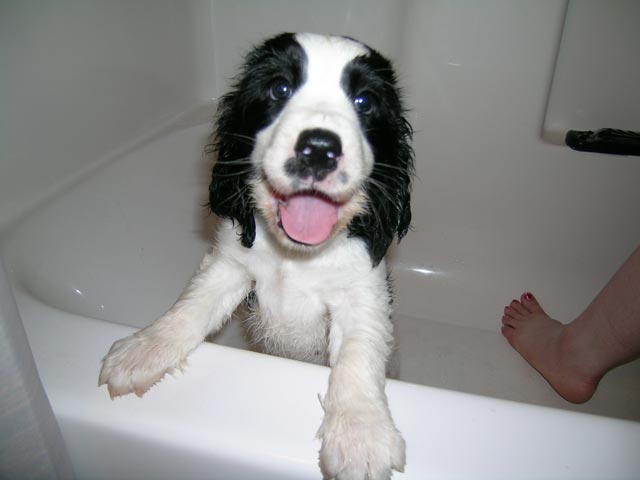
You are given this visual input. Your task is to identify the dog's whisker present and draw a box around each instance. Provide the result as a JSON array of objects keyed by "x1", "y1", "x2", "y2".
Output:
[
  {"x1": 213, "y1": 157, "x2": 254, "y2": 166},
  {"x1": 369, "y1": 176, "x2": 406, "y2": 195},
  {"x1": 373, "y1": 162, "x2": 409, "y2": 174},
  {"x1": 370, "y1": 168, "x2": 409, "y2": 191},
  {"x1": 217, "y1": 131, "x2": 257, "y2": 145},
  {"x1": 365, "y1": 177, "x2": 394, "y2": 202},
  {"x1": 365, "y1": 178, "x2": 403, "y2": 215},
  {"x1": 371, "y1": 67, "x2": 394, "y2": 74},
  {"x1": 215, "y1": 183, "x2": 252, "y2": 211},
  {"x1": 211, "y1": 169, "x2": 256, "y2": 178},
  {"x1": 380, "y1": 79, "x2": 401, "y2": 91}
]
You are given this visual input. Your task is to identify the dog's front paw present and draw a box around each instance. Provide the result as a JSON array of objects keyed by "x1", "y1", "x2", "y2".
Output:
[
  {"x1": 99, "y1": 327, "x2": 187, "y2": 399},
  {"x1": 317, "y1": 406, "x2": 406, "y2": 480}
]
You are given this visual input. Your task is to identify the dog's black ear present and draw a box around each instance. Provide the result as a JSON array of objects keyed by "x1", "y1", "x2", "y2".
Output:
[
  {"x1": 208, "y1": 33, "x2": 304, "y2": 248},
  {"x1": 349, "y1": 115, "x2": 414, "y2": 267},
  {"x1": 208, "y1": 91, "x2": 256, "y2": 248}
]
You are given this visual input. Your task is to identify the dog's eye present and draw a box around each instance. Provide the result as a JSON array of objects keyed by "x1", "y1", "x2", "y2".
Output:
[
  {"x1": 353, "y1": 92, "x2": 375, "y2": 114},
  {"x1": 269, "y1": 79, "x2": 293, "y2": 101}
]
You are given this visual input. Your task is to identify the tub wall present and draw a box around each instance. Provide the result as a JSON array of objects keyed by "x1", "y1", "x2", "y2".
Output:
[
  {"x1": 2, "y1": 0, "x2": 640, "y2": 333},
  {"x1": 0, "y1": 0, "x2": 216, "y2": 231}
]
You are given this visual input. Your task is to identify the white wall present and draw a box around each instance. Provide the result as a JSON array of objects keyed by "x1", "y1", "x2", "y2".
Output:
[
  {"x1": 0, "y1": 0, "x2": 216, "y2": 231},
  {"x1": 208, "y1": 0, "x2": 410, "y2": 97}
]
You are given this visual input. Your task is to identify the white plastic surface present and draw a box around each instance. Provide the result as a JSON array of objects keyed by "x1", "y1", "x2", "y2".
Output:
[
  {"x1": 0, "y1": 0, "x2": 215, "y2": 230},
  {"x1": 543, "y1": 0, "x2": 640, "y2": 143},
  {"x1": 15, "y1": 286, "x2": 640, "y2": 480},
  {"x1": 3, "y1": 115, "x2": 640, "y2": 478},
  {"x1": 4, "y1": 119, "x2": 638, "y2": 421}
]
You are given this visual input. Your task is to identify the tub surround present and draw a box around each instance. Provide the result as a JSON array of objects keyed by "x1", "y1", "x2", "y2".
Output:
[
  {"x1": 2, "y1": 1, "x2": 640, "y2": 478},
  {"x1": 13, "y1": 284, "x2": 640, "y2": 479}
]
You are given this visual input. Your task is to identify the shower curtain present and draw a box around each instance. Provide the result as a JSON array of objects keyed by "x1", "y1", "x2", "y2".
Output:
[{"x1": 0, "y1": 261, "x2": 74, "y2": 479}]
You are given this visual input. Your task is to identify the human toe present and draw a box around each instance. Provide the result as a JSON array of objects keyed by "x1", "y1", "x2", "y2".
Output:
[
  {"x1": 521, "y1": 292, "x2": 545, "y2": 314},
  {"x1": 508, "y1": 299, "x2": 528, "y2": 317},
  {"x1": 501, "y1": 325, "x2": 517, "y2": 344},
  {"x1": 502, "y1": 313, "x2": 519, "y2": 328}
]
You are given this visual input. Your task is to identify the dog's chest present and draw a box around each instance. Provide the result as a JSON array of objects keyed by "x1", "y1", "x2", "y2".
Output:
[
  {"x1": 244, "y1": 258, "x2": 335, "y2": 364},
  {"x1": 224, "y1": 220, "x2": 374, "y2": 364}
]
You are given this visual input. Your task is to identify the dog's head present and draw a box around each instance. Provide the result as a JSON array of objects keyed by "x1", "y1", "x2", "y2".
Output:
[{"x1": 209, "y1": 33, "x2": 413, "y2": 265}]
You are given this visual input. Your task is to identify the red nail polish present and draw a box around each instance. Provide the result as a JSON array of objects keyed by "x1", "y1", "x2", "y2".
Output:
[{"x1": 524, "y1": 292, "x2": 533, "y2": 301}]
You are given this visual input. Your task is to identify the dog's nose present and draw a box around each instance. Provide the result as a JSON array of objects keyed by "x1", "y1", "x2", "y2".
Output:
[{"x1": 288, "y1": 129, "x2": 342, "y2": 181}]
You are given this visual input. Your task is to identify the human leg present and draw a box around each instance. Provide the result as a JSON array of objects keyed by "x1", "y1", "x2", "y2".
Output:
[{"x1": 501, "y1": 245, "x2": 640, "y2": 403}]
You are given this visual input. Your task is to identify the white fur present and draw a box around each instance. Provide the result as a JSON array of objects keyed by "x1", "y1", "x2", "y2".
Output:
[{"x1": 100, "y1": 33, "x2": 405, "y2": 480}]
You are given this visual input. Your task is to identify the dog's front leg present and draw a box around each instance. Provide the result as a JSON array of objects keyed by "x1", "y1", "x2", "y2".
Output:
[
  {"x1": 99, "y1": 251, "x2": 251, "y2": 398},
  {"x1": 318, "y1": 270, "x2": 405, "y2": 480}
]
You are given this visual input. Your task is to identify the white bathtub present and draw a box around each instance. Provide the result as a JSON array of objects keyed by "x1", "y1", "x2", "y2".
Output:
[
  {"x1": 3, "y1": 1, "x2": 640, "y2": 479},
  {"x1": 2, "y1": 106, "x2": 640, "y2": 479}
]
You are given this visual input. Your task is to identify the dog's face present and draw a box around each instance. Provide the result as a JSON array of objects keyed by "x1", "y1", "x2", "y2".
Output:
[
  {"x1": 252, "y1": 34, "x2": 373, "y2": 249},
  {"x1": 209, "y1": 33, "x2": 413, "y2": 265}
]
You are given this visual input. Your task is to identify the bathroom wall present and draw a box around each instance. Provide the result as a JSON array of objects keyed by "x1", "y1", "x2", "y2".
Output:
[
  {"x1": 0, "y1": 0, "x2": 216, "y2": 231},
  {"x1": 2, "y1": 0, "x2": 639, "y2": 332}
]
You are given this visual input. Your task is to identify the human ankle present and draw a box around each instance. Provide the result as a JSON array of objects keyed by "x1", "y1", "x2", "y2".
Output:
[{"x1": 562, "y1": 319, "x2": 609, "y2": 382}]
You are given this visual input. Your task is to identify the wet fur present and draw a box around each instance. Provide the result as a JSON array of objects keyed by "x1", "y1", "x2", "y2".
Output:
[{"x1": 100, "y1": 33, "x2": 413, "y2": 480}]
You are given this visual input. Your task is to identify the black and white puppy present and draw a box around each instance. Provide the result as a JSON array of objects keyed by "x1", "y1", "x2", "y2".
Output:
[{"x1": 100, "y1": 32, "x2": 413, "y2": 480}]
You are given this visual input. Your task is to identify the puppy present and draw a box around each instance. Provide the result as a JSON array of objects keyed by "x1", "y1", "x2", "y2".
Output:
[{"x1": 99, "y1": 32, "x2": 414, "y2": 480}]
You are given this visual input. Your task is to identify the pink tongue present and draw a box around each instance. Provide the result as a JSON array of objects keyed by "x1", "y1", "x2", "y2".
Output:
[{"x1": 279, "y1": 193, "x2": 339, "y2": 245}]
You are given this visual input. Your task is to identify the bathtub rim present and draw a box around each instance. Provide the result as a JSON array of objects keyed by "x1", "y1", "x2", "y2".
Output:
[{"x1": 11, "y1": 283, "x2": 640, "y2": 479}]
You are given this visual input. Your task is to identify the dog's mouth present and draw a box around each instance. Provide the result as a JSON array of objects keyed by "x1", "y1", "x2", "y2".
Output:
[{"x1": 275, "y1": 191, "x2": 343, "y2": 246}]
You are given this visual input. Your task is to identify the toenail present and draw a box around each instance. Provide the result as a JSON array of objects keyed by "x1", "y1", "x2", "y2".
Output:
[{"x1": 524, "y1": 292, "x2": 533, "y2": 301}]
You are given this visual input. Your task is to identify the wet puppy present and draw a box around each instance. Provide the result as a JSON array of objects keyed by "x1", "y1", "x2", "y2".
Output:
[{"x1": 100, "y1": 32, "x2": 413, "y2": 480}]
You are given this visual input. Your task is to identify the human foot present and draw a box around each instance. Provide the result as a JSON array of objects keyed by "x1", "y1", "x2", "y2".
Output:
[{"x1": 501, "y1": 293, "x2": 601, "y2": 404}]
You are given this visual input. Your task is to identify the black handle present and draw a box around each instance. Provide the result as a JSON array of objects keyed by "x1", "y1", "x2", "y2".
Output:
[{"x1": 565, "y1": 129, "x2": 640, "y2": 156}]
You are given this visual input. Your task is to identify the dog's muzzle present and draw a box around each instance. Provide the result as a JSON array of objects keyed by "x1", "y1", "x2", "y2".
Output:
[{"x1": 275, "y1": 128, "x2": 345, "y2": 247}]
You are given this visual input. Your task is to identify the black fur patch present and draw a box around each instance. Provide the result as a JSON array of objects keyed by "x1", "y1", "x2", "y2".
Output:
[
  {"x1": 341, "y1": 48, "x2": 414, "y2": 266},
  {"x1": 208, "y1": 33, "x2": 306, "y2": 247}
]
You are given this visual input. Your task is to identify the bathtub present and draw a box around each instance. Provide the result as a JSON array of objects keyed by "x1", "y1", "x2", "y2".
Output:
[
  {"x1": 3, "y1": 1, "x2": 640, "y2": 479},
  {"x1": 2, "y1": 103, "x2": 640, "y2": 479}
]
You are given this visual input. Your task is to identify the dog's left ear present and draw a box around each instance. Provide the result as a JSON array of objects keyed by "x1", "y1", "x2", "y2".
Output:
[
  {"x1": 208, "y1": 91, "x2": 257, "y2": 248},
  {"x1": 349, "y1": 115, "x2": 414, "y2": 267}
]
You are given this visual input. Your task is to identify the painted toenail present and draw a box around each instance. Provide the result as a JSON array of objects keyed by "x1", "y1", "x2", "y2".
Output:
[{"x1": 524, "y1": 292, "x2": 533, "y2": 301}]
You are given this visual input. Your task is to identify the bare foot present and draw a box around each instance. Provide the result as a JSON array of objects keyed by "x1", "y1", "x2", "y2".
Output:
[{"x1": 501, "y1": 293, "x2": 602, "y2": 404}]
